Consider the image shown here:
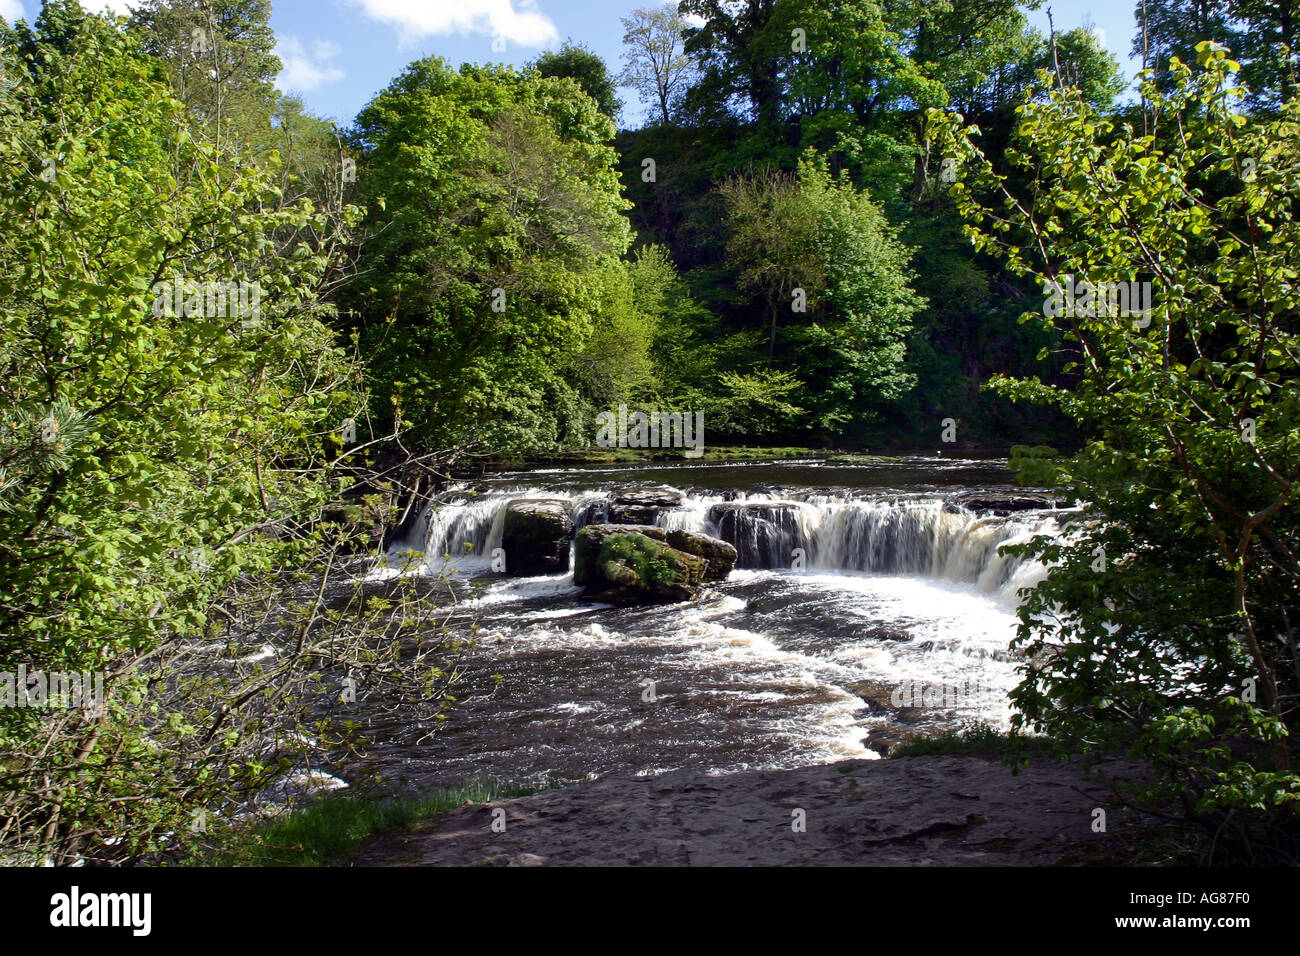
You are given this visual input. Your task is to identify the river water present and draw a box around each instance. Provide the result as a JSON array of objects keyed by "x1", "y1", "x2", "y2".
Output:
[{"x1": 356, "y1": 457, "x2": 1065, "y2": 794}]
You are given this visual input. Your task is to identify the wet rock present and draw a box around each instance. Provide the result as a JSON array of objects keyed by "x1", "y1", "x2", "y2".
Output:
[
  {"x1": 863, "y1": 733, "x2": 905, "y2": 757},
  {"x1": 665, "y1": 530, "x2": 737, "y2": 582},
  {"x1": 573, "y1": 524, "x2": 667, "y2": 587},
  {"x1": 608, "y1": 487, "x2": 684, "y2": 525},
  {"x1": 501, "y1": 498, "x2": 574, "y2": 576},
  {"x1": 575, "y1": 528, "x2": 704, "y2": 604},
  {"x1": 954, "y1": 493, "x2": 1057, "y2": 515},
  {"x1": 706, "y1": 501, "x2": 806, "y2": 569}
]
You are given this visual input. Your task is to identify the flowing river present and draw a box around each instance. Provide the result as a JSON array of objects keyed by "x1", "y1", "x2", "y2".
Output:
[{"x1": 356, "y1": 457, "x2": 1067, "y2": 795}]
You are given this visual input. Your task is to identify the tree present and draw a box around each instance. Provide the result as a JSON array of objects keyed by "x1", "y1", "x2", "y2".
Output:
[
  {"x1": 932, "y1": 43, "x2": 1300, "y2": 860},
  {"x1": 679, "y1": 0, "x2": 785, "y2": 133},
  {"x1": 127, "y1": 0, "x2": 282, "y2": 145},
  {"x1": 718, "y1": 166, "x2": 822, "y2": 358},
  {"x1": 719, "y1": 156, "x2": 921, "y2": 433},
  {"x1": 576, "y1": 260, "x2": 659, "y2": 408},
  {"x1": 1231, "y1": 0, "x2": 1300, "y2": 107},
  {"x1": 1048, "y1": 26, "x2": 1126, "y2": 109},
  {"x1": 0, "y1": 2, "x2": 468, "y2": 866},
  {"x1": 345, "y1": 59, "x2": 632, "y2": 452},
  {"x1": 1133, "y1": 0, "x2": 1300, "y2": 108},
  {"x1": 531, "y1": 41, "x2": 621, "y2": 122},
  {"x1": 619, "y1": 5, "x2": 697, "y2": 126},
  {"x1": 789, "y1": 157, "x2": 922, "y2": 431},
  {"x1": 1132, "y1": 0, "x2": 1238, "y2": 96}
]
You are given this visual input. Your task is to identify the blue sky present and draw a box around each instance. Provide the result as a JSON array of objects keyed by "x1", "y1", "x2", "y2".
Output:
[{"x1": 1, "y1": 0, "x2": 1147, "y2": 126}]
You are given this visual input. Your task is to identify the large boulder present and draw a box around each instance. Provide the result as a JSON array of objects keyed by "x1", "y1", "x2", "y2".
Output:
[
  {"x1": 577, "y1": 530, "x2": 705, "y2": 604},
  {"x1": 608, "y1": 488, "x2": 684, "y2": 525},
  {"x1": 706, "y1": 501, "x2": 807, "y2": 568},
  {"x1": 573, "y1": 524, "x2": 666, "y2": 587},
  {"x1": 666, "y1": 529, "x2": 737, "y2": 582},
  {"x1": 501, "y1": 498, "x2": 574, "y2": 576}
]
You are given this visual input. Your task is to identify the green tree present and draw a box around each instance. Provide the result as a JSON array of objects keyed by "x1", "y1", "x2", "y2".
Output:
[
  {"x1": 531, "y1": 40, "x2": 621, "y2": 121},
  {"x1": 1133, "y1": 0, "x2": 1238, "y2": 96},
  {"x1": 127, "y1": 0, "x2": 282, "y2": 144},
  {"x1": 618, "y1": 5, "x2": 697, "y2": 126},
  {"x1": 0, "y1": 1, "x2": 458, "y2": 866},
  {"x1": 718, "y1": 156, "x2": 921, "y2": 434},
  {"x1": 127, "y1": 0, "x2": 351, "y2": 214},
  {"x1": 1227, "y1": 0, "x2": 1300, "y2": 107},
  {"x1": 933, "y1": 44, "x2": 1300, "y2": 860},
  {"x1": 718, "y1": 166, "x2": 822, "y2": 358},
  {"x1": 680, "y1": 0, "x2": 787, "y2": 134},
  {"x1": 575, "y1": 260, "x2": 659, "y2": 408},
  {"x1": 790, "y1": 157, "x2": 922, "y2": 432},
  {"x1": 345, "y1": 59, "x2": 632, "y2": 452}
]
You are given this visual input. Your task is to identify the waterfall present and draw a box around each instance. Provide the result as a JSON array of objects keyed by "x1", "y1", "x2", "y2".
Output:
[
  {"x1": 400, "y1": 487, "x2": 1056, "y2": 604},
  {"x1": 413, "y1": 491, "x2": 507, "y2": 565}
]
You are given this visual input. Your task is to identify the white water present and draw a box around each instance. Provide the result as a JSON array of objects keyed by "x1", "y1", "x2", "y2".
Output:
[
  {"x1": 359, "y1": 481, "x2": 1062, "y2": 781},
  {"x1": 401, "y1": 486, "x2": 1054, "y2": 608}
]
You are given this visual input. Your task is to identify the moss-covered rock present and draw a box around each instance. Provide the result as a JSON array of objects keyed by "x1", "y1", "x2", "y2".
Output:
[
  {"x1": 573, "y1": 524, "x2": 666, "y2": 587},
  {"x1": 665, "y1": 530, "x2": 738, "y2": 582},
  {"x1": 575, "y1": 527, "x2": 704, "y2": 603}
]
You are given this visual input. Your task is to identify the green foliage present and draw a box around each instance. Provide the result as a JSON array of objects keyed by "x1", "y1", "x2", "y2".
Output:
[
  {"x1": 576, "y1": 260, "x2": 659, "y2": 408},
  {"x1": 616, "y1": 0, "x2": 1090, "y2": 447},
  {"x1": 1008, "y1": 444, "x2": 1066, "y2": 486},
  {"x1": 127, "y1": 0, "x2": 282, "y2": 142},
  {"x1": 0, "y1": 3, "x2": 467, "y2": 868},
  {"x1": 790, "y1": 156, "x2": 923, "y2": 431},
  {"x1": 888, "y1": 720, "x2": 1047, "y2": 758},
  {"x1": 932, "y1": 44, "x2": 1300, "y2": 860},
  {"x1": 711, "y1": 368, "x2": 806, "y2": 438},
  {"x1": 1135, "y1": 0, "x2": 1300, "y2": 110},
  {"x1": 208, "y1": 778, "x2": 541, "y2": 866},
  {"x1": 717, "y1": 155, "x2": 922, "y2": 437},
  {"x1": 0, "y1": 2, "x2": 354, "y2": 679},
  {"x1": 345, "y1": 58, "x2": 633, "y2": 453},
  {"x1": 531, "y1": 41, "x2": 621, "y2": 121},
  {"x1": 718, "y1": 166, "x2": 822, "y2": 357},
  {"x1": 599, "y1": 532, "x2": 685, "y2": 588}
]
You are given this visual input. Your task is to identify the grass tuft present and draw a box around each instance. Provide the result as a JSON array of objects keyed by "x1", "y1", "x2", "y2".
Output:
[
  {"x1": 203, "y1": 778, "x2": 540, "y2": 867},
  {"x1": 887, "y1": 721, "x2": 1050, "y2": 758}
]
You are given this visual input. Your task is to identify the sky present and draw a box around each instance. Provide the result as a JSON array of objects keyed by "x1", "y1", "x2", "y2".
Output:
[{"x1": 0, "y1": 0, "x2": 1148, "y2": 127}]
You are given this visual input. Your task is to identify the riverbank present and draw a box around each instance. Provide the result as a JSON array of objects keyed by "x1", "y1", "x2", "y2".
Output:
[
  {"x1": 349, "y1": 753, "x2": 1152, "y2": 867},
  {"x1": 455, "y1": 445, "x2": 1023, "y2": 471}
]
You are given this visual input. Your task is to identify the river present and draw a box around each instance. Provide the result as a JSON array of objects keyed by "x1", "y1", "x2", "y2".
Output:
[{"x1": 355, "y1": 456, "x2": 1066, "y2": 795}]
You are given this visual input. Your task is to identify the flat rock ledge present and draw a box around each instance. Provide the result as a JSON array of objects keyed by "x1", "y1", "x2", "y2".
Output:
[{"x1": 353, "y1": 754, "x2": 1148, "y2": 867}]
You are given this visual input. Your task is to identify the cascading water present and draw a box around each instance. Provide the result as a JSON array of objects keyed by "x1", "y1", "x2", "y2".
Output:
[
  {"x1": 358, "y1": 461, "x2": 1065, "y2": 793},
  {"x1": 401, "y1": 487, "x2": 1054, "y2": 606}
]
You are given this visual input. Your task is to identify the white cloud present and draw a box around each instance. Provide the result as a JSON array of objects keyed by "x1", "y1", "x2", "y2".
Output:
[
  {"x1": 276, "y1": 37, "x2": 345, "y2": 93},
  {"x1": 662, "y1": 0, "x2": 706, "y2": 28},
  {"x1": 0, "y1": 0, "x2": 22, "y2": 21},
  {"x1": 347, "y1": 0, "x2": 559, "y2": 47}
]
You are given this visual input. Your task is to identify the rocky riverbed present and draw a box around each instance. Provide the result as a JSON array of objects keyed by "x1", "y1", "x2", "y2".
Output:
[
  {"x1": 349, "y1": 458, "x2": 1077, "y2": 822},
  {"x1": 354, "y1": 754, "x2": 1149, "y2": 867}
]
